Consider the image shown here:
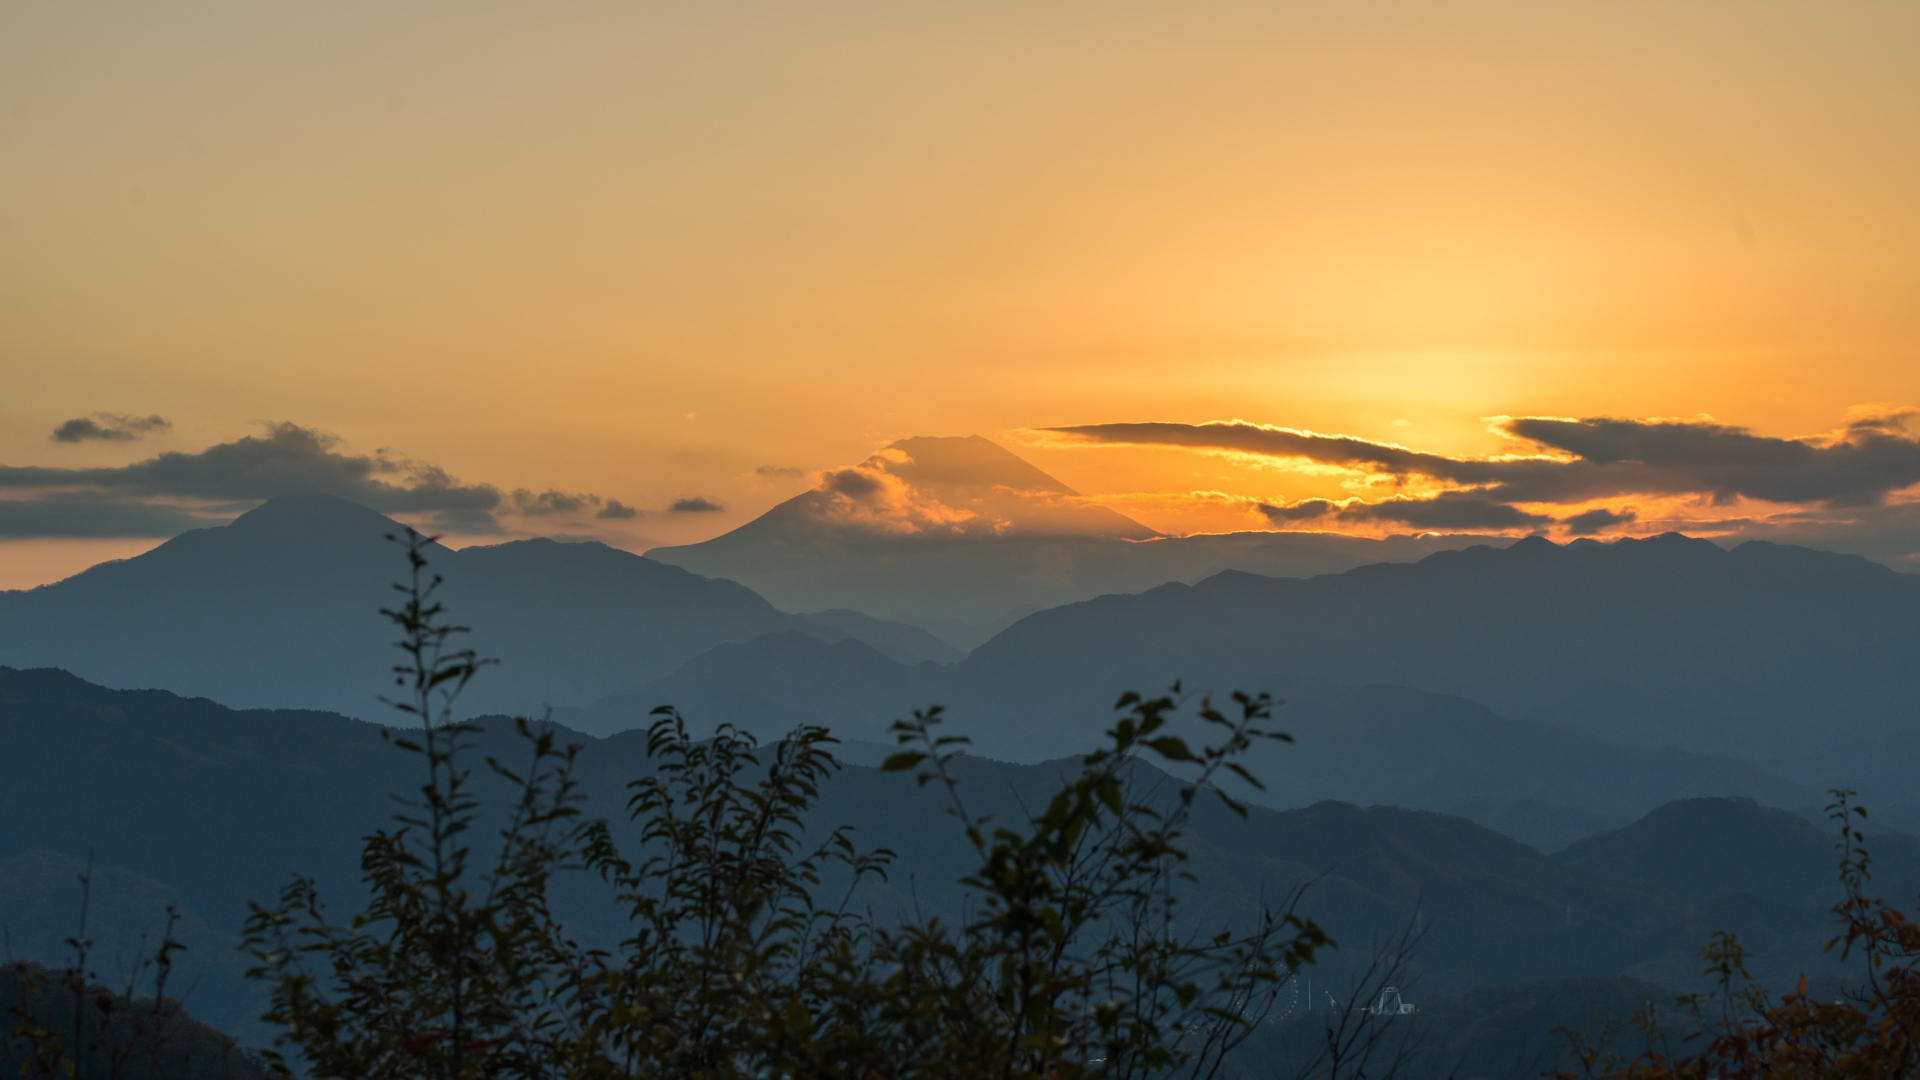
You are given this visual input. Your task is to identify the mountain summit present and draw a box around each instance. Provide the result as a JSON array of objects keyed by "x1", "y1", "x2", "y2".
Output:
[
  {"x1": 649, "y1": 435, "x2": 1507, "y2": 629},
  {"x1": 716, "y1": 435, "x2": 1158, "y2": 544}
]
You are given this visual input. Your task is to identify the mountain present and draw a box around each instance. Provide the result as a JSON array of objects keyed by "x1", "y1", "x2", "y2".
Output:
[
  {"x1": 794, "y1": 608, "x2": 966, "y2": 664},
  {"x1": 570, "y1": 629, "x2": 1810, "y2": 843},
  {"x1": 1557, "y1": 797, "x2": 1920, "y2": 907},
  {"x1": 940, "y1": 533, "x2": 1920, "y2": 790},
  {"x1": 647, "y1": 435, "x2": 1512, "y2": 637},
  {"x1": 694, "y1": 435, "x2": 1161, "y2": 546},
  {"x1": 0, "y1": 492, "x2": 942, "y2": 718},
  {"x1": 0, "y1": 666, "x2": 1870, "y2": 1040}
]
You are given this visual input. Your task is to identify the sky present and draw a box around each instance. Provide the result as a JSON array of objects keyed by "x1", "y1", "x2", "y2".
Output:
[{"x1": 4, "y1": 1, "x2": 1919, "y2": 588}]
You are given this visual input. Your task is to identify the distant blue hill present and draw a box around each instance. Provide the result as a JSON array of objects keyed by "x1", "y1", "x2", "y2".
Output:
[
  {"x1": 574, "y1": 627, "x2": 1810, "y2": 848},
  {"x1": 0, "y1": 665, "x2": 1886, "y2": 1043},
  {"x1": 6, "y1": 491, "x2": 1911, "y2": 819},
  {"x1": 930, "y1": 533, "x2": 1919, "y2": 792},
  {"x1": 0, "y1": 491, "x2": 951, "y2": 719},
  {"x1": 582, "y1": 532, "x2": 1920, "y2": 815},
  {"x1": 1559, "y1": 796, "x2": 1920, "y2": 907}
]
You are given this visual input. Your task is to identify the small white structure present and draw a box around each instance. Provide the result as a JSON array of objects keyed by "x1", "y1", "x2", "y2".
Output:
[{"x1": 1368, "y1": 988, "x2": 1416, "y2": 1016}]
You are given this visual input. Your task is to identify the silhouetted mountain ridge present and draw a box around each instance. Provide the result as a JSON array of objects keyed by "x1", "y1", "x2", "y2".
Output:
[
  {"x1": 571, "y1": 626, "x2": 1809, "y2": 849},
  {"x1": 0, "y1": 492, "x2": 954, "y2": 718},
  {"x1": 956, "y1": 532, "x2": 1920, "y2": 787},
  {"x1": 1558, "y1": 797, "x2": 1920, "y2": 906}
]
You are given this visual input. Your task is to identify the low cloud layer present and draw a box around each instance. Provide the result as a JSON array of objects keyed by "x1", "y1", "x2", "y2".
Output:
[
  {"x1": 511, "y1": 489, "x2": 603, "y2": 517},
  {"x1": 1258, "y1": 491, "x2": 1552, "y2": 531},
  {"x1": 670, "y1": 497, "x2": 724, "y2": 513},
  {"x1": 51, "y1": 413, "x2": 171, "y2": 443},
  {"x1": 0, "y1": 423, "x2": 642, "y2": 538},
  {"x1": 0, "y1": 491, "x2": 221, "y2": 539},
  {"x1": 1048, "y1": 407, "x2": 1920, "y2": 538}
]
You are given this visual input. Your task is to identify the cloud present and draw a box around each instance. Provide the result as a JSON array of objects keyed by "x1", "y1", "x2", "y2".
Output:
[
  {"x1": 511, "y1": 488, "x2": 600, "y2": 516},
  {"x1": 1493, "y1": 411, "x2": 1920, "y2": 507},
  {"x1": 803, "y1": 459, "x2": 990, "y2": 537},
  {"x1": 822, "y1": 468, "x2": 884, "y2": 499},
  {"x1": 669, "y1": 497, "x2": 724, "y2": 513},
  {"x1": 1562, "y1": 507, "x2": 1637, "y2": 535},
  {"x1": 1354, "y1": 493, "x2": 1551, "y2": 530},
  {"x1": 1259, "y1": 491, "x2": 1552, "y2": 531},
  {"x1": 754, "y1": 465, "x2": 807, "y2": 482},
  {"x1": 0, "y1": 491, "x2": 227, "y2": 539},
  {"x1": 1706, "y1": 499, "x2": 1920, "y2": 567},
  {"x1": 51, "y1": 413, "x2": 171, "y2": 443},
  {"x1": 0, "y1": 422, "x2": 623, "y2": 538},
  {"x1": 1256, "y1": 499, "x2": 1341, "y2": 524},
  {"x1": 1045, "y1": 421, "x2": 1502, "y2": 482},
  {"x1": 1049, "y1": 408, "x2": 1920, "y2": 536},
  {"x1": 596, "y1": 499, "x2": 639, "y2": 520}
]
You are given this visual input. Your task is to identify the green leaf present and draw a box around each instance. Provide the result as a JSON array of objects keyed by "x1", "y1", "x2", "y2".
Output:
[
  {"x1": 881, "y1": 752, "x2": 928, "y2": 772},
  {"x1": 1146, "y1": 737, "x2": 1195, "y2": 762}
]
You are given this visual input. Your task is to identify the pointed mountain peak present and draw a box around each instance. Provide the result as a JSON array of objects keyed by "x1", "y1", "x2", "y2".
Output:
[
  {"x1": 878, "y1": 435, "x2": 1080, "y2": 496},
  {"x1": 667, "y1": 435, "x2": 1158, "y2": 551},
  {"x1": 1506, "y1": 534, "x2": 1561, "y2": 554},
  {"x1": 226, "y1": 490, "x2": 405, "y2": 536}
]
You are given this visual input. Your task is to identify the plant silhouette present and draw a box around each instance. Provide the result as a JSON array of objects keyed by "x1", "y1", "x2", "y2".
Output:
[{"x1": 240, "y1": 528, "x2": 1331, "y2": 1080}]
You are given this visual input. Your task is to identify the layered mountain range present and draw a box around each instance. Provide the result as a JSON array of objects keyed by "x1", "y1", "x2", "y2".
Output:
[
  {"x1": 4, "y1": 440, "x2": 1917, "y2": 827},
  {"x1": 5, "y1": 437, "x2": 1919, "y2": 1059},
  {"x1": 0, "y1": 491, "x2": 955, "y2": 719},
  {"x1": 1, "y1": 667, "x2": 1902, "y2": 1046}
]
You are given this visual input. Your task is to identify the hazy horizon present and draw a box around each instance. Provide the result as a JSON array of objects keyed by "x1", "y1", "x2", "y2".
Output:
[{"x1": 6, "y1": 1, "x2": 1920, "y2": 587}]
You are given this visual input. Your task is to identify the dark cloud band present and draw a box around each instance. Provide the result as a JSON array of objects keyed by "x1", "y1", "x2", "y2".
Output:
[
  {"x1": 1259, "y1": 491, "x2": 1552, "y2": 531},
  {"x1": 0, "y1": 492, "x2": 226, "y2": 539},
  {"x1": 1049, "y1": 410, "x2": 1920, "y2": 532},
  {"x1": 0, "y1": 423, "x2": 635, "y2": 538}
]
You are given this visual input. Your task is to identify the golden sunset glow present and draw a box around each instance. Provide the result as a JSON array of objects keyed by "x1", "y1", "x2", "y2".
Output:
[{"x1": 5, "y1": 1, "x2": 1920, "y2": 586}]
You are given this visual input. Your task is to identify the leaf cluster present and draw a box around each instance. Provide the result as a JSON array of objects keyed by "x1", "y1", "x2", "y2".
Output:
[{"x1": 240, "y1": 530, "x2": 1332, "y2": 1080}]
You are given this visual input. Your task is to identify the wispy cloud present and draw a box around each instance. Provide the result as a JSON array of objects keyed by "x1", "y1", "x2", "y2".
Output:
[{"x1": 50, "y1": 413, "x2": 171, "y2": 443}]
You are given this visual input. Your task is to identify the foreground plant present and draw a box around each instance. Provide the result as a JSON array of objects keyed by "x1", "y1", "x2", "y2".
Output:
[
  {"x1": 1562, "y1": 793, "x2": 1920, "y2": 1080},
  {"x1": 241, "y1": 529, "x2": 1329, "y2": 1079},
  {"x1": 4, "y1": 862, "x2": 252, "y2": 1080}
]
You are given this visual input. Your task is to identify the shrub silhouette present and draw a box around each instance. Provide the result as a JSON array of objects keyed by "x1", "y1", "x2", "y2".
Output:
[
  {"x1": 4, "y1": 871, "x2": 259, "y2": 1080},
  {"x1": 239, "y1": 528, "x2": 1330, "y2": 1079},
  {"x1": 1560, "y1": 793, "x2": 1920, "y2": 1080}
]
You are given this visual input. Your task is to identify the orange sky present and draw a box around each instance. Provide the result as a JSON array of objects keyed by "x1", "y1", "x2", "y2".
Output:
[{"x1": 4, "y1": 1, "x2": 1919, "y2": 587}]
